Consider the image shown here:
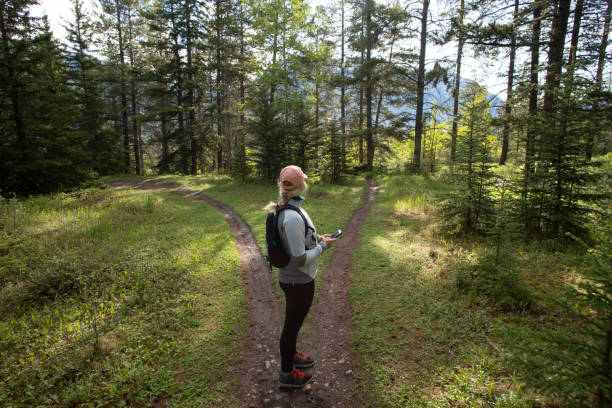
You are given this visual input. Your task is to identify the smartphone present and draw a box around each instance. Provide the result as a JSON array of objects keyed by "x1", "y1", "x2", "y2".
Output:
[{"x1": 330, "y1": 229, "x2": 343, "y2": 239}]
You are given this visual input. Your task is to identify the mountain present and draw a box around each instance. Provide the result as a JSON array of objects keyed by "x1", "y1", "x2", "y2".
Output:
[{"x1": 387, "y1": 79, "x2": 504, "y2": 124}]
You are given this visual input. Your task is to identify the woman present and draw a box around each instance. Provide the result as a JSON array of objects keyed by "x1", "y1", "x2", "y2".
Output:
[{"x1": 264, "y1": 165, "x2": 336, "y2": 388}]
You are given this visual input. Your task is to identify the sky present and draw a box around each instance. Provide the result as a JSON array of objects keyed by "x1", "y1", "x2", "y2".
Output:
[{"x1": 31, "y1": 0, "x2": 510, "y2": 98}]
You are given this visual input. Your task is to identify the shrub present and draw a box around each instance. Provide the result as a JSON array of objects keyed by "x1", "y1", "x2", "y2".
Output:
[
  {"x1": 455, "y1": 252, "x2": 532, "y2": 312},
  {"x1": 503, "y1": 224, "x2": 612, "y2": 407}
]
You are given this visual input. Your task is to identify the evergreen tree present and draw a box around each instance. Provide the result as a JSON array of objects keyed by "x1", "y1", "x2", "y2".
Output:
[
  {"x1": 99, "y1": 0, "x2": 133, "y2": 173},
  {"x1": 65, "y1": 0, "x2": 121, "y2": 175},
  {"x1": 324, "y1": 120, "x2": 346, "y2": 184},
  {"x1": 231, "y1": 0, "x2": 255, "y2": 179},
  {"x1": 506, "y1": 221, "x2": 612, "y2": 406},
  {"x1": 286, "y1": 100, "x2": 317, "y2": 173},
  {"x1": 412, "y1": 0, "x2": 430, "y2": 171},
  {"x1": 247, "y1": 87, "x2": 285, "y2": 182},
  {"x1": 586, "y1": 0, "x2": 611, "y2": 159},
  {"x1": 0, "y1": 3, "x2": 92, "y2": 196},
  {"x1": 140, "y1": 0, "x2": 177, "y2": 173},
  {"x1": 441, "y1": 82, "x2": 497, "y2": 233},
  {"x1": 448, "y1": 0, "x2": 466, "y2": 164},
  {"x1": 521, "y1": 0, "x2": 609, "y2": 239}
]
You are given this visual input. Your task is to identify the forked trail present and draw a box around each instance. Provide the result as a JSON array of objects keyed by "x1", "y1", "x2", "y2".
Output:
[{"x1": 109, "y1": 178, "x2": 378, "y2": 408}]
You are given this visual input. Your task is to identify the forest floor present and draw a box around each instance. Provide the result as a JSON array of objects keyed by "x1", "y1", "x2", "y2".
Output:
[
  {"x1": 4, "y1": 173, "x2": 597, "y2": 407},
  {"x1": 109, "y1": 178, "x2": 378, "y2": 408}
]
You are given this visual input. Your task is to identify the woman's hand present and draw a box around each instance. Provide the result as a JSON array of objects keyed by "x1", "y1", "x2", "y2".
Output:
[{"x1": 320, "y1": 234, "x2": 337, "y2": 248}]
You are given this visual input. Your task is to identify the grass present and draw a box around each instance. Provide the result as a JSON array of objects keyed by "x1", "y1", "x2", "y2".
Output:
[
  {"x1": 102, "y1": 173, "x2": 368, "y2": 288},
  {"x1": 8, "y1": 171, "x2": 591, "y2": 406},
  {"x1": 0, "y1": 186, "x2": 245, "y2": 407},
  {"x1": 349, "y1": 174, "x2": 588, "y2": 407},
  {"x1": 0, "y1": 172, "x2": 365, "y2": 406}
]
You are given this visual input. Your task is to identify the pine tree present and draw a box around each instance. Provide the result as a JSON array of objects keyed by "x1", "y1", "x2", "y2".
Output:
[
  {"x1": 521, "y1": 0, "x2": 609, "y2": 239},
  {"x1": 441, "y1": 82, "x2": 497, "y2": 233},
  {"x1": 324, "y1": 120, "x2": 346, "y2": 184},
  {"x1": 99, "y1": 0, "x2": 135, "y2": 173},
  {"x1": 65, "y1": 0, "x2": 121, "y2": 176},
  {"x1": 286, "y1": 100, "x2": 316, "y2": 172},
  {"x1": 0, "y1": 3, "x2": 93, "y2": 196},
  {"x1": 506, "y1": 221, "x2": 612, "y2": 406},
  {"x1": 412, "y1": 0, "x2": 430, "y2": 171},
  {"x1": 230, "y1": 0, "x2": 254, "y2": 179},
  {"x1": 586, "y1": 0, "x2": 611, "y2": 160},
  {"x1": 140, "y1": 0, "x2": 176, "y2": 173},
  {"x1": 247, "y1": 87, "x2": 285, "y2": 182},
  {"x1": 449, "y1": 0, "x2": 466, "y2": 164}
]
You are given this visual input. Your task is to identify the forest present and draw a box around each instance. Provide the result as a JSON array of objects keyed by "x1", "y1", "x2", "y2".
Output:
[
  {"x1": 0, "y1": 0, "x2": 611, "y2": 195},
  {"x1": 1, "y1": 0, "x2": 611, "y2": 406}
]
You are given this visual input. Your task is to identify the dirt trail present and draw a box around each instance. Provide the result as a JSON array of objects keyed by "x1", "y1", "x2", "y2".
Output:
[
  {"x1": 290, "y1": 177, "x2": 378, "y2": 408},
  {"x1": 109, "y1": 178, "x2": 378, "y2": 408},
  {"x1": 109, "y1": 181, "x2": 282, "y2": 407}
]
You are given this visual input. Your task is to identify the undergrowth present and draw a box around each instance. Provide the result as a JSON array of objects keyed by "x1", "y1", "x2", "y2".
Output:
[
  {"x1": 350, "y1": 174, "x2": 586, "y2": 407},
  {"x1": 0, "y1": 187, "x2": 245, "y2": 407},
  {"x1": 103, "y1": 174, "x2": 367, "y2": 299}
]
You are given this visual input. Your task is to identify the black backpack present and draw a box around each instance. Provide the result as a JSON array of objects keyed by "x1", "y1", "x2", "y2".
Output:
[{"x1": 265, "y1": 204, "x2": 308, "y2": 268}]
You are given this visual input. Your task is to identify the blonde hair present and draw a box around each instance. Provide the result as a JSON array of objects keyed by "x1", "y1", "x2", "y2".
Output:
[{"x1": 263, "y1": 181, "x2": 309, "y2": 212}]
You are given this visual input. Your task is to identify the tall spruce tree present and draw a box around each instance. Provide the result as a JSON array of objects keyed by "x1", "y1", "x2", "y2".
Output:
[
  {"x1": 65, "y1": 0, "x2": 121, "y2": 176},
  {"x1": 0, "y1": 3, "x2": 92, "y2": 196},
  {"x1": 99, "y1": 0, "x2": 133, "y2": 173},
  {"x1": 441, "y1": 82, "x2": 497, "y2": 233},
  {"x1": 248, "y1": 87, "x2": 285, "y2": 182},
  {"x1": 140, "y1": 0, "x2": 176, "y2": 173},
  {"x1": 286, "y1": 100, "x2": 317, "y2": 172},
  {"x1": 324, "y1": 120, "x2": 346, "y2": 183},
  {"x1": 522, "y1": 0, "x2": 608, "y2": 239}
]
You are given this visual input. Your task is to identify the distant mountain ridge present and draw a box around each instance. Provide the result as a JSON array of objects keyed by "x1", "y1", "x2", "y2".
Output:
[{"x1": 388, "y1": 79, "x2": 504, "y2": 123}]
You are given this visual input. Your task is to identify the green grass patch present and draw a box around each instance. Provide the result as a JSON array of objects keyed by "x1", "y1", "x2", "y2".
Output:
[
  {"x1": 103, "y1": 174, "x2": 367, "y2": 285},
  {"x1": 0, "y1": 186, "x2": 245, "y2": 407},
  {"x1": 349, "y1": 174, "x2": 583, "y2": 407}
]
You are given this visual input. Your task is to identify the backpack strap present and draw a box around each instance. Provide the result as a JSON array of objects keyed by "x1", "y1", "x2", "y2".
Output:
[{"x1": 276, "y1": 204, "x2": 312, "y2": 241}]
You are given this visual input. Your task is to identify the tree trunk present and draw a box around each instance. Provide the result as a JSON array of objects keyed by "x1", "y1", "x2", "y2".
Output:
[
  {"x1": 138, "y1": 121, "x2": 144, "y2": 172},
  {"x1": 115, "y1": 0, "x2": 130, "y2": 173},
  {"x1": 551, "y1": 0, "x2": 584, "y2": 236},
  {"x1": 499, "y1": 0, "x2": 519, "y2": 165},
  {"x1": 587, "y1": 1, "x2": 611, "y2": 161},
  {"x1": 524, "y1": 2, "x2": 541, "y2": 235},
  {"x1": 127, "y1": 7, "x2": 140, "y2": 175},
  {"x1": 239, "y1": 1, "x2": 245, "y2": 146},
  {"x1": 185, "y1": 2, "x2": 197, "y2": 175},
  {"x1": 365, "y1": 0, "x2": 374, "y2": 169},
  {"x1": 358, "y1": 6, "x2": 365, "y2": 166},
  {"x1": 340, "y1": 0, "x2": 346, "y2": 139},
  {"x1": 413, "y1": 0, "x2": 430, "y2": 170},
  {"x1": 599, "y1": 314, "x2": 612, "y2": 407},
  {"x1": 170, "y1": 3, "x2": 184, "y2": 143},
  {"x1": 375, "y1": 41, "x2": 394, "y2": 130},
  {"x1": 216, "y1": 0, "x2": 224, "y2": 171},
  {"x1": 161, "y1": 94, "x2": 169, "y2": 166},
  {"x1": 542, "y1": 0, "x2": 571, "y2": 114},
  {"x1": 450, "y1": 0, "x2": 464, "y2": 164},
  {"x1": 270, "y1": 21, "x2": 278, "y2": 104}
]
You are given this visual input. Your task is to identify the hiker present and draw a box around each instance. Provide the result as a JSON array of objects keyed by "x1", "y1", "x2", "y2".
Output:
[{"x1": 264, "y1": 165, "x2": 337, "y2": 388}]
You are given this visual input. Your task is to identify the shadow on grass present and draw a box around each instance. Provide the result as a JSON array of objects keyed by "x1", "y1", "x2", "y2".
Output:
[
  {"x1": 0, "y1": 188, "x2": 245, "y2": 407},
  {"x1": 349, "y1": 175, "x2": 527, "y2": 408}
]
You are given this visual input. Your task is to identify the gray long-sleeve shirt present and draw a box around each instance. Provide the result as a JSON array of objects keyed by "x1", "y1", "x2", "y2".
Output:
[{"x1": 277, "y1": 197, "x2": 327, "y2": 284}]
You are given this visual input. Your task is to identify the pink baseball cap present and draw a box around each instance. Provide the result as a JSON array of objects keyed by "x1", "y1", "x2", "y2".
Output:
[{"x1": 279, "y1": 165, "x2": 307, "y2": 190}]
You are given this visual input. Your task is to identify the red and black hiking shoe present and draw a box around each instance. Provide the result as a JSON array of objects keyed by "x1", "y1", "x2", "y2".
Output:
[
  {"x1": 279, "y1": 368, "x2": 312, "y2": 388},
  {"x1": 294, "y1": 351, "x2": 314, "y2": 368}
]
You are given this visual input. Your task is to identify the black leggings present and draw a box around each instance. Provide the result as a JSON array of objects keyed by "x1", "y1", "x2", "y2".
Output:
[{"x1": 279, "y1": 280, "x2": 315, "y2": 372}]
